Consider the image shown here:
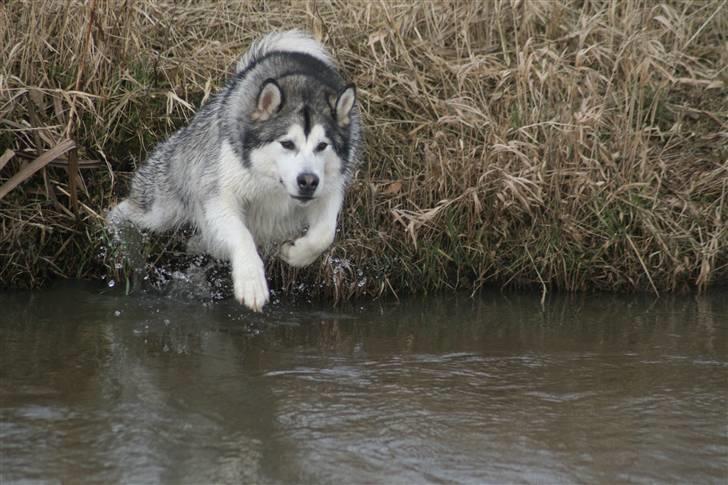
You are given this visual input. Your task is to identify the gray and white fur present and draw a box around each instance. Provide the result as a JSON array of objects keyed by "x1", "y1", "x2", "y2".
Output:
[{"x1": 107, "y1": 30, "x2": 361, "y2": 311}]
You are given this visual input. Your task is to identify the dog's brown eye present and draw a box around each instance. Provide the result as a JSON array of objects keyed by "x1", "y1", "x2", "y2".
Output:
[
  {"x1": 315, "y1": 142, "x2": 328, "y2": 152},
  {"x1": 280, "y1": 140, "x2": 295, "y2": 150}
]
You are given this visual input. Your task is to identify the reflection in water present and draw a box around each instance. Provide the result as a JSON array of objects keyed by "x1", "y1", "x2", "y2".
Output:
[{"x1": 1, "y1": 284, "x2": 727, "y2": 483}]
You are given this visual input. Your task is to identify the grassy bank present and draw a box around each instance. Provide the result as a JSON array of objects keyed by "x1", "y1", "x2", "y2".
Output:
[{"x1": 1, "y1": 0, "x2": 726, "y2": 299}]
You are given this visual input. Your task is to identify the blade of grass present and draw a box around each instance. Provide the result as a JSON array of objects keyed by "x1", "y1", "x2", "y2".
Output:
[{"x1": 0, "y1": 139, "x2": 76, "y2": 200}]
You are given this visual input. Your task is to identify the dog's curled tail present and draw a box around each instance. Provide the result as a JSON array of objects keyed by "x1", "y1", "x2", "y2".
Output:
[{"x1": 235, "y1": 30, "x2": 332, "y2": 74}]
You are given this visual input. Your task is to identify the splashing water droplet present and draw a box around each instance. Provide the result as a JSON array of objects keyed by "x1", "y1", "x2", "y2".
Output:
[{"x1": 108, "y1": 279, "x2": 116, "y2": 288}]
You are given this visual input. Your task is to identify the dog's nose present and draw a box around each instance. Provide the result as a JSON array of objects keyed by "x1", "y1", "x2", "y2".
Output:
[{"x1": 296, "y1": 172, "x2": 319, "y2": 196}]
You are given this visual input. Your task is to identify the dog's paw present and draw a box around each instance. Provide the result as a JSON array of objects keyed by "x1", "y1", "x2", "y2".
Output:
[
  {"x1": 280, "y1": 239, "x2": 322, "y2": 268},
  {"x1": 232, "y1": 261, "x2": 269, "y2": 312}
]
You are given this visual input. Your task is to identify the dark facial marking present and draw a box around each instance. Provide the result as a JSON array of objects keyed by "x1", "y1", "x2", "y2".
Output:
[
  {"x1": 302, "y1": 105, "x2": 312, "y2": 138},
  {"x1": 325, "y1": 125, "x2": 352, "y2": 168}
]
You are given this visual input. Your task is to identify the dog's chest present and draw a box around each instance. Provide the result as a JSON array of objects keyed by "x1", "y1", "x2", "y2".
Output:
[{"x1": 245, "y1": 194, "x2": 307, "y2": 246}]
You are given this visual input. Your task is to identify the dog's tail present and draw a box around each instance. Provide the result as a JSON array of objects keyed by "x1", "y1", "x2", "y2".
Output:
[{"x1": 235, "y1": 30, "x2": 332, "y2": 74}]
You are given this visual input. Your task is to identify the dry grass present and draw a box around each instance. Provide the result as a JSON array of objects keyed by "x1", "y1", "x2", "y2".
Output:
[{"x1": 1, "y1": 0, "x2": 726, "y2": 299}]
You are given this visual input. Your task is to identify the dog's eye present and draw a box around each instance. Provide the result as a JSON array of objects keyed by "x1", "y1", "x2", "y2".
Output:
[
  {"x1": 315, "y1": 142, "x2": 328, "y2": 152},
  {"x1": 280, "y1": 140, "x2": 296, "y2": 150}
]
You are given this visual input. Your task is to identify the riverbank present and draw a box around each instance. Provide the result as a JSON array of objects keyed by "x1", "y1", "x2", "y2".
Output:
[{"x1": 1, "y1": 1, "x2": 726, "y2": 298}]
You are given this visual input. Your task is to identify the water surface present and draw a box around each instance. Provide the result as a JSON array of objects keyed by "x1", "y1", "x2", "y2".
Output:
[{"x1": 1, "y1": 284, "x2": 727, "y2": 483}]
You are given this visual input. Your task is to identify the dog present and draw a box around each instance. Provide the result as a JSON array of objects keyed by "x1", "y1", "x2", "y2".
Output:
[{"x1": 107, "y1": 30, "x2": 361, "y2": 312}]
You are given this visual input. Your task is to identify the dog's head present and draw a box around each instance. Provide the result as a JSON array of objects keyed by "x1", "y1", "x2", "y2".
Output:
[{"x1": 228, "y1": 64, "x2": 358, "y2": 204}]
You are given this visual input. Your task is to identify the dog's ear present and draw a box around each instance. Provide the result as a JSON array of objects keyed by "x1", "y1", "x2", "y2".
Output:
[
  {"x1": 334, "y1": 84, "x2": 356, "y2": 127},
  {"x1": 253, "y1": 79, "x2": 283, "y2": 120}
]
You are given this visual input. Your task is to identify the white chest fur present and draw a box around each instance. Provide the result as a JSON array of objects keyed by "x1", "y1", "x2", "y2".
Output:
[{"x1": 244, "y1": 193, "x2": 309, "y2": 247}]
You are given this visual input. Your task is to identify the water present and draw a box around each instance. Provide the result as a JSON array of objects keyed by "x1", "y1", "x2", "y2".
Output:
[{"x1": 1, "y1": 283, "x2": 727, "y2": 484}]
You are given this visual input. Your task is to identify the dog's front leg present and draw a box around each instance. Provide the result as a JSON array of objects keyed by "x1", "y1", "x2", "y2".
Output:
[
  {"x1": 281, "y1": 190, "x2": 343, "y2": 268},
  {"x1": 204, "y1": 198, "x2": 269, "y2": 311}
]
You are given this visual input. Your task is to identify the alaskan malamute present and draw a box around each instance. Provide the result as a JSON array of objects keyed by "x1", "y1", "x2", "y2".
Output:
[{"x1": 107, "y1": 30, "x2": 361, "y2": 311}]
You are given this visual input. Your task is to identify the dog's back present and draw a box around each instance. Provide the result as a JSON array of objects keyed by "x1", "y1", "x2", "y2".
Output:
[{"x1": 235, "y1": 30, "x2": 333, "y2": 74}]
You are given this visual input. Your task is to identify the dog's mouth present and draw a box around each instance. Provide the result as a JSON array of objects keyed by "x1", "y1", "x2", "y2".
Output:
[{"x1": 291, "y1": 195, "x2": 315, "y2": 203}]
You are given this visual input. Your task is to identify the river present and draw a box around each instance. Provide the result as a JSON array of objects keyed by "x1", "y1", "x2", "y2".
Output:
[{"x1": 1, "y1": 283, "x2": 726, "y2": 483}]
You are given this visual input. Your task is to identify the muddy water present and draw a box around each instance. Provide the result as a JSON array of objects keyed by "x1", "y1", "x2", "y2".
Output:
[{"x1": 1, "y1": 283, "x2": 726, "y2": 484}]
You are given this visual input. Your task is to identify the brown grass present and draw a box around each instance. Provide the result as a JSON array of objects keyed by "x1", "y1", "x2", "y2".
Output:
[{"x1": 1, "y1": 0, "x2": 727, "y2": 299}]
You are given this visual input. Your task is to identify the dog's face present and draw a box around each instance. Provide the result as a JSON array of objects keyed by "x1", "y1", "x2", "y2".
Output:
[{"x1": 245, "y1": 78, "x2": 356, "y2": 203}]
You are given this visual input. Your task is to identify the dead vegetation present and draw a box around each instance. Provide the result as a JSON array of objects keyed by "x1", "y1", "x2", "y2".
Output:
[{"x1": 1, "y1": 0, "x2": 726, "y2": 298}]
